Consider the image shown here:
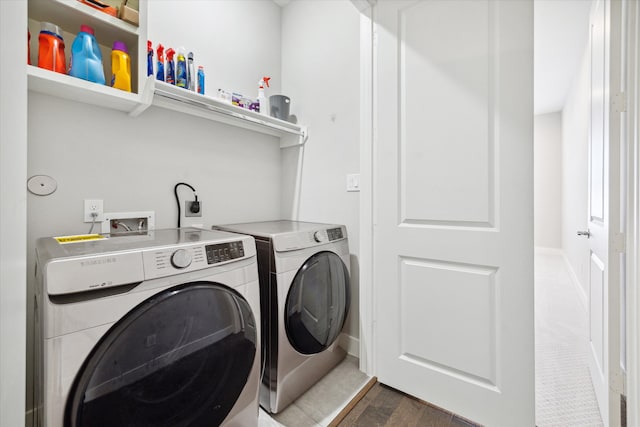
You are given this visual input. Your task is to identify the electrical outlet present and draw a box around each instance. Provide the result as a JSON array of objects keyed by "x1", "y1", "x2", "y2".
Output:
[
  {"x1": 185, "y1": 200, "x2": 202, "y2": 217},
  {"x1": 84, "y1": 199, "x2": 104, "y2": 222}
]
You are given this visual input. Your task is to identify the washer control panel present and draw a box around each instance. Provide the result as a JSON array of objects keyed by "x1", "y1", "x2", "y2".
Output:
[
  {"x1": 171, "y1": 249, "x2": 193, "y2": 269},
  {"x1": 205, "y1": 241, "x2": 244, "y2": 264},
  {"x1": 143, "y1": 239, "x2": 248, "y2": 280}
]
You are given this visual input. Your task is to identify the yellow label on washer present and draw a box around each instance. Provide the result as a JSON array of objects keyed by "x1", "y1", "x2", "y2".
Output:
[{"x1": 55, "y1": 234, "x2": 106, "y2": 244}]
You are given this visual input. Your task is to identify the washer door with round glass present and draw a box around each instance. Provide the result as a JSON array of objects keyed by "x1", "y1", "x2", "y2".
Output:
[
  {"x1": 285, "y1": 251, "x2": 350, "y2": 355},
  {"x1": 65, "y1": 282, "x2": 257, "y2": 427}
]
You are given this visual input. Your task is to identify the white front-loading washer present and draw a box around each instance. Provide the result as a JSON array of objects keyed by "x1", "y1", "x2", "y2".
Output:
[
  {"x1": 34, "y1": 228, "x2": 261, "y2": 427},
  {"x1": 213, "y1": 221, "x2": 350, "y2": 413}
]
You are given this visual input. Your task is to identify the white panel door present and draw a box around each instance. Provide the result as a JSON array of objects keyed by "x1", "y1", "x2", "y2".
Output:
[
  {"x1": 373, "y1": 1, "x2": 534, "y2": 426},
  {"x1": 586, "y1": 0, "x2": 622, "y2": 425}
]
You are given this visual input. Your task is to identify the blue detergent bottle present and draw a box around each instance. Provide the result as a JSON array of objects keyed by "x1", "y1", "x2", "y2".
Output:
[{"x1": 68, "y1": 25, "x2": 106, "y2": 85}]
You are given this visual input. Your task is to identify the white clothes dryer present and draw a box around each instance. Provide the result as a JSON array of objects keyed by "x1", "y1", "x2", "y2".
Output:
[
  {"x1": 213, "y1": 221, "x2": 350, "y2": 413},
  {"x1": 34, "y1": 228, "x2": 260, "y2": 427}
]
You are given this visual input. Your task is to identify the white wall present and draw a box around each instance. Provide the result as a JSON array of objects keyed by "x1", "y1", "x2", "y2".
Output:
[
  {"x1": 1, "y1": 2, "x2": 28, "y2": 426},
  {"x1": 280, "y1": 0, "x2": 361, "y2": 346},
  {"x1": 561, "y1": 47, "x2": 590, "y2": 298},
  {"x1": 148, "y1": 0, "x2": 282, "y2": 100},
  {"x1": 25, "y1": 1, "x2": 284, "y2": 416},
  {"x1": 534, "y1": 112, "x2": 562, "y2": 248}
]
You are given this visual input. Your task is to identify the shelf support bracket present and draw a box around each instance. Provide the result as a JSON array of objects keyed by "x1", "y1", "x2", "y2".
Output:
[{"x1": 128, "y1": 75, "x2": 155, "y2": 117}]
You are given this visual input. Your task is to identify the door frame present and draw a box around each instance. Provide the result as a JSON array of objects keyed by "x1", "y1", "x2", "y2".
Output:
[
  {"x1": 624, "y1": 0, "x2": 640, "y2": 424},
  {"x1": 357, "y1": 0, "x2": 640, "y2": 423}
]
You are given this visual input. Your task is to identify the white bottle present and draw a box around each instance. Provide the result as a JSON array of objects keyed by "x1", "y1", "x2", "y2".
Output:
[{"x1": 258, "y1": 77, "x2": 271, "y2": 115}]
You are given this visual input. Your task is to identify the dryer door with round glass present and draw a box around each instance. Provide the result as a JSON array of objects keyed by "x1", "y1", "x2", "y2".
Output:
[
  {"x1": 65, "y1": 282, "x2": 257, "y2": 427},
  {"x1": 285, "y1": 251, "x2": 350, "y2": 355}
]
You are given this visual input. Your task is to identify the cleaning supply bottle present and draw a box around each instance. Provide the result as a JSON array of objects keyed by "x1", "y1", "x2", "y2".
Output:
[
  {"x1": 197, "y1": 66, "x2": 205, "y2": 95},
  {"x1": 165, "y1": 48, "x2": 175, "y2": 85},
  {"x1": 111, "y1": 41, "x2": 131, "y2": 92},
  {"x1": 187, "y1": 52, "x2": 195, "y2": 91},
  {"x1": 147, "y1": 40, "x2": 153, "y2": 76},
  {"x1": 257, "y1": 77, "x2": 271, "y2": 115},
  {"x1": 68, "y1": 25, "x2": 105, "y2": 84},
  {"x1": 156, "y1": 44, "x2": 165, "y2": 81},
  {"x1": 176, "y1": 47, "x2": 187, "y2": 88},
  {"x1": 37, "y1": 22, "x2": 66, "y2": 74}
]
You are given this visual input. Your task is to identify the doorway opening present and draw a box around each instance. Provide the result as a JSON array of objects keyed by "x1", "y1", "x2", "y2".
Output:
[{"x1": 533, "y1": 1, "x2": 600, "y2": 425}]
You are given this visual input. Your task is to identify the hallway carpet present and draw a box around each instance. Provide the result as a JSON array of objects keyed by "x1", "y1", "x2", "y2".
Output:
[{"x1": 535, "y1": 250, "x2": 603, "y2": 426}]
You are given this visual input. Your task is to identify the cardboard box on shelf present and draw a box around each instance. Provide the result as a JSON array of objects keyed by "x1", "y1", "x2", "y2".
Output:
[
  {"x1": 78, "y1": 0, "x2": 117, "y2": 17},
  {"x1": 119, "y1": 0, "x2": 139, "y2": 26}
]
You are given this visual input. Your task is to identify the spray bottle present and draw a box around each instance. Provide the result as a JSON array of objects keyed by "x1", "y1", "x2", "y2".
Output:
[
  {"x1": 176, "y1": 47, "x2": 187, "y2": 88},
  {"x1": 257, "y1": 76, "x2": 271, "y2": 115},
  {"x1": 197, "y1": 66, "x2": 205, "y2": 95},
  {"x1": 165, "y1": 48, "x2": 175, "y2": 85},
  {"x1": 187, "y1": 52, "x2": 196, "y2": 91},
  {"x1": 147, "y1": 40, "x2": 153, "y2": 76},
  {"x1": 155, "y1": 44, "x2": 164, "y2": 81}
]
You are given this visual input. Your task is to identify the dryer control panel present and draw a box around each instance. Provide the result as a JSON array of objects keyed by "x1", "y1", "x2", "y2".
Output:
[{"x1": 273, "y1": 225, "x2": 347, "y2": 252}]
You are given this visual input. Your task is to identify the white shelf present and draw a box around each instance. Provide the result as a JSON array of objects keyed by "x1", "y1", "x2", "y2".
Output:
[
  {"x1": 28, "y1": 65, "x2": 140, "y2": 113},
  {"x1": 28, "y1": 0, "x2": 139, "y2": 50},
  {"x1": 27, "y1": 69, "x2": 307, "y2": 147},
  {"x1": 146, "y1": 80, "x2": 308, "y2": 146}
]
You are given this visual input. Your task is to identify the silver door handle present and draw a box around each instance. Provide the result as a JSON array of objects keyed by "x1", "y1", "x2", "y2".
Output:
[{"x1": 577, "y1": 230, "x2": 591, "y2": 238}]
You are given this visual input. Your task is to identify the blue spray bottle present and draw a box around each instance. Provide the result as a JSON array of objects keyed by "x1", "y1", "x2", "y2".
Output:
[
  {"x1": 197, "y1": 66, "x2": 205, "y2": 95},
  {"x1": 165, "y1": 48, "x2": 175, "y2": 85},
  {"x1": 147, "y1": 40, "x2": 153, "y2": 76},
  {"x1": 176, "y1": 47, "x2": 187, "y2": 88},
  {"x1": 155, "y1": 44, "x2": 164, "y2": 81}
]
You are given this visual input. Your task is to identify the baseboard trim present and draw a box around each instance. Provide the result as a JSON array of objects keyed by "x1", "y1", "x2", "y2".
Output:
[
  {"x1": 328, "y1": 376, "x2": 377, "y2": 427},
  {"x1": 534, "y1": 246, "x2": 563, "y2": 256},
  {"x1": 339, "y1": 333, "x2": 360, "y2": 358}
]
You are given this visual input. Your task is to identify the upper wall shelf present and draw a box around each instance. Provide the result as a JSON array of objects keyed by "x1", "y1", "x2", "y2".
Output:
[
  {"x1": 28, "y1": 0, "x2": 139, "y2": 50},
  {"x1": 27, "y1": 69, "x2": 306, "y2": 148},
  {"x1": 27, "y1": 64, "x2": 141, "y2": 112},
  {"x1": 145, "y1": 80, "x2": 307, "y2": 145}
]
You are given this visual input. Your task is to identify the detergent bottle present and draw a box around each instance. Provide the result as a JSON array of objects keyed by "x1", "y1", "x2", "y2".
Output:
[
  {"x1": 176, "y1": 47, "x2": 187, "y2": 88},
  {"x1": 156, "y1": 44, "x2": 165, "y2": 81},
  {"x1": 68, "y1": 25, "x2": 105, "y2": 84},
  {"x1": 147, "y1": 40, "x2": 153, "y2": 76},
  {"x1": 111, "y1": 41, "x2": 131, "y2": 92},
  {"x1": 165, "y1": 48, "x2": 176, "y2": 85},
  {"x1": 37, "y1": 22, "x2": 66, "y2": 73},
  {"x1": 257, "y1": 77, "x2": 271, "y2": 115}
]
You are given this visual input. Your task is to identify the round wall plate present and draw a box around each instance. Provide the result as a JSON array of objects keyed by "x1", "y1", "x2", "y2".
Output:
[{"x1": 27, "y1": 175, "x2": 57, "y2": 196}]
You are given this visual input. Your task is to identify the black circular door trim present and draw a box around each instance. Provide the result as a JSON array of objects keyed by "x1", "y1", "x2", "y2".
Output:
[
  {"x1": 284, "y1": 251, "x2": 350, "y2": 355},
  {"x1": 64, "y1": 281, "x2": 257, "y2": 427}
]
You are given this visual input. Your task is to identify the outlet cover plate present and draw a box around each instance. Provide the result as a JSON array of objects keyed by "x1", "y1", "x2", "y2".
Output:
[
  {"x1": 185, "y1": 201, "x2": 203, "y2": 217},
  {"x1": 346, "y1": 174, "x2": 360, "y2": 192},
  {"x1": 84, "y1": 199, "x2": 104, "y2": 222}
]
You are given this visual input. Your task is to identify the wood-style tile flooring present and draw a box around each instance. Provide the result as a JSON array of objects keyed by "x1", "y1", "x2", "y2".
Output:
[{"x1": 336, "y1": 382, "x2": 481, "y2": 427}]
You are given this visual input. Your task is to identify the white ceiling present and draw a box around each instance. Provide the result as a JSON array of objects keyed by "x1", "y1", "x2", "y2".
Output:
[{"x1": 534, "y1": 0, "x2": 592, "y2": 115}]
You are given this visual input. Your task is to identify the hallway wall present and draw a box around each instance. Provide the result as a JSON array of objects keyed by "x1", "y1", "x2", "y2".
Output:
[
  {"x1": 561, "y1": 46, "x2": 590, "y2": 300},
  {"x1": 534, "y1": 112, "x2": 562, "y2": 249}
]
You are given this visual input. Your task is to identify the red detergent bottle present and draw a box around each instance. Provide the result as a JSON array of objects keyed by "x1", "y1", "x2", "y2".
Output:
[{"x1": 38, "y1": 22, "x2": 66, "y2": 73}]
